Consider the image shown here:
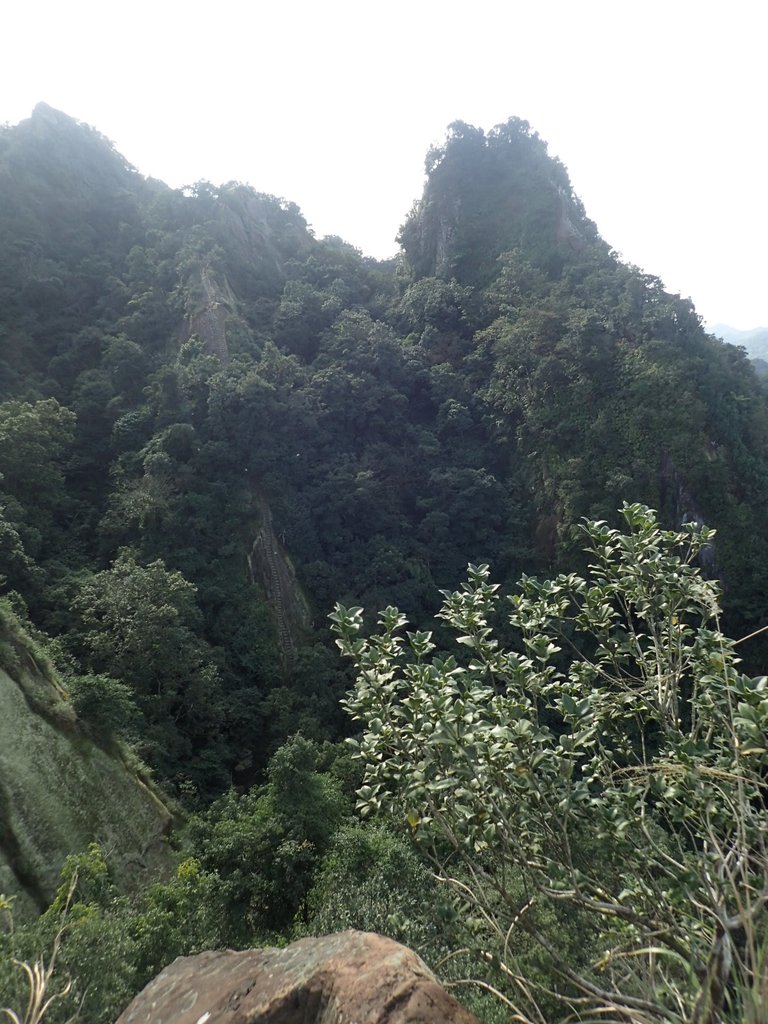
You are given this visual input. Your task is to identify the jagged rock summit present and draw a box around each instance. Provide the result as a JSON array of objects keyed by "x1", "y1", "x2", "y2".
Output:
[{"x1": 115, "y1": 930, "x2": 480, "y2": 1024}]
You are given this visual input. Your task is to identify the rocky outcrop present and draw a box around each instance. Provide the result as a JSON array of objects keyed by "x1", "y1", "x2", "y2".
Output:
[
  {"x1": 248, "y1": 493, "x2": 311, "y2": 670},
  {"x1": 116, "y1": 930, "x2": 479, "y2": 1024},
  {"x1": 180, "y1": 265, "x2": 234, "y2": 363},
  {"x1": 555, "y1": 183, "x2": 586, "y2": 249},
  {"x1": 0, "y1": 608, "x2": 176, "y2": 920}
]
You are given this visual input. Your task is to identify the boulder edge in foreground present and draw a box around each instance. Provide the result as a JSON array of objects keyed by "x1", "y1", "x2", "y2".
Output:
[{"x1": 116, "y1": 929, "x2": 480, "y2": 1024}]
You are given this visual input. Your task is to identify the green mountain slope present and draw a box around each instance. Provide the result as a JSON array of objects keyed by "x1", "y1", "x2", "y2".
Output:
[
  {"x1": 1, "y1": 105, "x2": 767, "y2": 798},
  {"x1": 0, "y1": 603, "x2": 175, "y2": 920}
]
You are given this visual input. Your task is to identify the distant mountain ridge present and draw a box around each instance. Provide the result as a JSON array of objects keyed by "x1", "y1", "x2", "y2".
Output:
[{"x1": 711, "y1": 323, "x2": 768, "y2": 360}]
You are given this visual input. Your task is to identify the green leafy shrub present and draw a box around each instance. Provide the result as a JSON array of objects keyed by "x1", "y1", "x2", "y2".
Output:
[{"x1": 333, "y1": 504, "x2": 768, "y2": 1024}]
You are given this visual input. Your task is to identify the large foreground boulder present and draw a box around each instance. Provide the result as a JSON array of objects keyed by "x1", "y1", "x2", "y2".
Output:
[{"x1": 116, "y1": 930, "x2": 480, "y2": 1024}]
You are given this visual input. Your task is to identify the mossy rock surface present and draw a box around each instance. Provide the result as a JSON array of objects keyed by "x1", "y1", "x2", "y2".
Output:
[{"x1": 0, "y1": 628, "x2": 174, "y2": 919}]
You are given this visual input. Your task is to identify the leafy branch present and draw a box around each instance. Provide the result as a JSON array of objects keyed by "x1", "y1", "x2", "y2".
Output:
[{"x1": 333, "y1": 504, "x2": 768, "y2": 1023}]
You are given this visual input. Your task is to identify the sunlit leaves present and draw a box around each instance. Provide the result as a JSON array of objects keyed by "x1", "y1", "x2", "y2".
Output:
[{"x1": 332, "y1": 505, "x2": 768, "y2": 1022}]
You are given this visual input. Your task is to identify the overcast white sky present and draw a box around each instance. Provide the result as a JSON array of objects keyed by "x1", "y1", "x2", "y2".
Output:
[{"x1": 2, "y1": 1, "x2": 766, "y2": 328}]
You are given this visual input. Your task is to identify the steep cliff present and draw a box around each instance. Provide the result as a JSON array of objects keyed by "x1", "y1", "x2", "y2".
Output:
[
  {"x1": 248, "y1": 493, "x2": 312, "y2": 670},
  {"x1": 0, "y1": 606, "x2": 175, "y2": 920},
  {"x1": 180, "y1": 264, "x2": 236, "y2": 363}
]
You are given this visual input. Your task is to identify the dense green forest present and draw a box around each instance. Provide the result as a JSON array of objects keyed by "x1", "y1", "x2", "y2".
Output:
[{"x1": 1, "y1": 104, "x2": 767, "y2": 1022}]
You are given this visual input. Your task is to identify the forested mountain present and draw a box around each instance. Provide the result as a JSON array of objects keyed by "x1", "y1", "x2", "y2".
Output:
[{"x1": 2, "y1": 105, "x2": 768, "y2": 1022}]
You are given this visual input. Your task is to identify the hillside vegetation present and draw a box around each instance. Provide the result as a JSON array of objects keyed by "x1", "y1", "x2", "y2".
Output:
[
  {"x1": 1, "y1": 105, "x2": 767, "y2": 1023},
  {"x1": 0, "y1": 603, "x2": 175, "y2": 920}
]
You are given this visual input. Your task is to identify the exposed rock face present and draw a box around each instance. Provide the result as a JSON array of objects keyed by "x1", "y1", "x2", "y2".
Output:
[
  {"x1": 0, "y1": 609, "x2": 175, "y2": 920},
  {"x1": 248, "y1": 492, "x2": 311, "y2": 670},
  {"x1": 180, "y1": 266, "x2": 234, "y2": 363},
  {"x1": 116, "y1": 930, "x2": 479, "y2": 1024}
]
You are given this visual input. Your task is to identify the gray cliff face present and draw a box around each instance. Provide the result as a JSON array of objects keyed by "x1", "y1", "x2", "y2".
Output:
[
  {"x1": 248, "y1": 492, "x2": 312, "y2": 670},
  {"x1": 180, "y1": 265, "x2": 236, "y2": 363},
  {"x1": 0, "y1": 609, "x2": 175, "y2": 920}
]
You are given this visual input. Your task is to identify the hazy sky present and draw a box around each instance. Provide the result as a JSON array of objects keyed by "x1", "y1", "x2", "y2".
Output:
[{"x1": 3, "y1": 1, "x2": 766, "y2": 328}]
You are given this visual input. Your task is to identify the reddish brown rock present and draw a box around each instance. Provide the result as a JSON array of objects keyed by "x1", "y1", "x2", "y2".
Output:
[{"x1": 116, "y1": 930, "x2": 479, "y2": 1024}]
